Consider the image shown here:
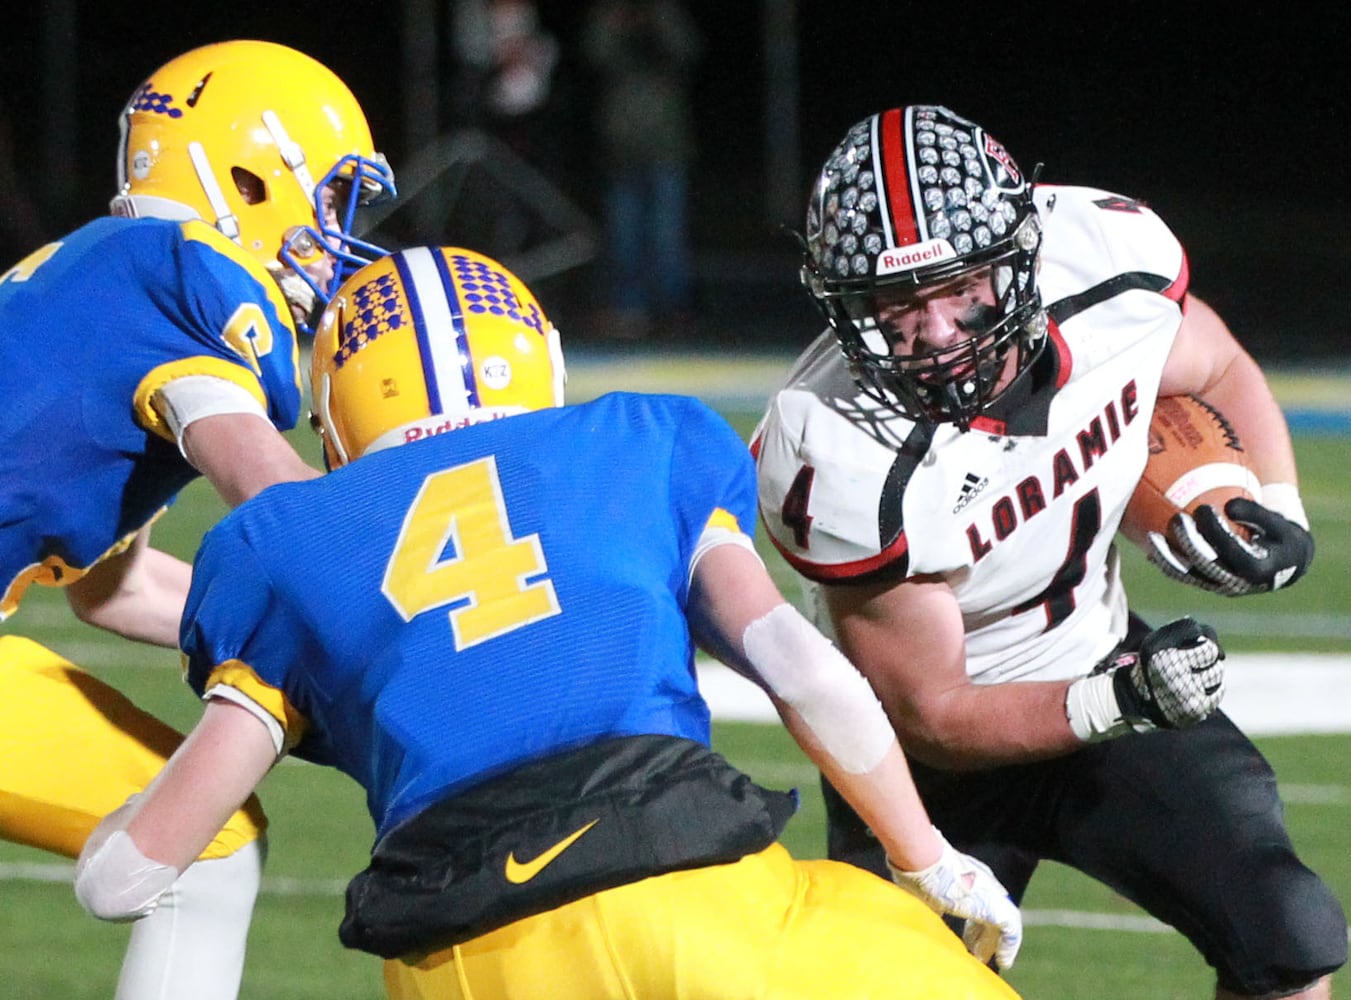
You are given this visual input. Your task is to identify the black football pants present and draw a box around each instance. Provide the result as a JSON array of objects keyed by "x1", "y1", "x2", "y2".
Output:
[{"x1": 822, "y1": 709, "x2": 1347, "y2": 996}]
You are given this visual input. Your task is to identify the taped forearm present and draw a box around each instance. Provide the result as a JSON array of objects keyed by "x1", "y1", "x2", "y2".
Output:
[{"x1": 742, "y1": 603, "x2": 894, "y2": 773}]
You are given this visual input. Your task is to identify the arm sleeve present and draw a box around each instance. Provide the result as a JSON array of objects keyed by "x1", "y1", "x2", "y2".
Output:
[{"x1": 181, "y1": 520, "x2": 313, "y2": 751}]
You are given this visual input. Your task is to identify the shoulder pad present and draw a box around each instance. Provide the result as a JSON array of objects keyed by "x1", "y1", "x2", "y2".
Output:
[
  {"x1": 756, "y1": 386, "x2": 925, "y2": 582},
  {"x1": 1037, "y1": 185, "x2": 1187, "y2": 301}
]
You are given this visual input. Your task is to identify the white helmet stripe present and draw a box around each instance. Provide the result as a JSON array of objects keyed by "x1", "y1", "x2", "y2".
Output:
[
  {"x1": 901, "y1": 105, "x2": 929, "y2": 243},
  {"x1": 870, "y1": 111, "x2": 894, "y2": 249},
  {"x1": 394, "y1": 247, "x2": 473, "y2": 418}
]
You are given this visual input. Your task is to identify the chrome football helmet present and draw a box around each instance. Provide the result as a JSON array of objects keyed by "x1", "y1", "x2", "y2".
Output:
[
  {"x1": 310, "y1": 246, "x2": 566, "y2": 469},
  {"x1": 801, "y1": 105, "x2": 1046, "y2": 429},
  {"x1": 110, "y1": 39, "x2": 397, "y2": 332}
]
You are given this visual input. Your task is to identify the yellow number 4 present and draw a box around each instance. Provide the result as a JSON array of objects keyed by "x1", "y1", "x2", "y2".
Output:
[
  {"x1": 382, "y1": 457, "x2": 560, "y2": 650},
  {"x1": 0, "y1": 242, "x2": 62, "y2": 285}
]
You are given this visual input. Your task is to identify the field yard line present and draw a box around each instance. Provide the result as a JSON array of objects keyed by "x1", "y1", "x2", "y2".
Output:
[
  {"x1": 699, "y1": 654, "x2": 1351, "y2": 736},
  {"x1": 6, "y1": 861, "x2": 1341, "y2": 941},
  {"x1": 1022, "y1": 909, "x2": 1169, "y2": 933},
  {"x1": 0, "y1": 862, "x2": 1191, "y2": 934}
]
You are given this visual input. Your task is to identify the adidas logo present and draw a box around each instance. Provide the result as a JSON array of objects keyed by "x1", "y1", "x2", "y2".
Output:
[{"x1": 952, "y1": 472, "x2": 989, "y2": 514}]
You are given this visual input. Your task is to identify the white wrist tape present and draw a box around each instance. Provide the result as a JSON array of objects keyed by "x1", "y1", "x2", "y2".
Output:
[
  {"x1": 742, "y1": 603, "x2": 894, "y2": 774},
  {"x1": 1065, "y1": 672, "x2": 1133, "y2": 742},
  {"x1": 1259, "y1": 482, "x2": 1309, "y2": 530},
  {"x1": 75, "y1": 829, "x2": 180, "y2": 922}
]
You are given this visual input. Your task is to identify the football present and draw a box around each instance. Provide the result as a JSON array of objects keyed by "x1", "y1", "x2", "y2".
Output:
[{"x1": 1119, "y1": 394, "x2": 1260, "y2": 549}]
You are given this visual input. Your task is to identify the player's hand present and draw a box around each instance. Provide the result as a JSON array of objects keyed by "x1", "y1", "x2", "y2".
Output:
[
  {"x1": 1146, "y1": 497, "x2": 1314, "y2": 596},
  {"x1": 888, "y1": 830, "x2": 1023, "y2": 971},
  {"x1": 1110, "y1": 617, "x2": 1225, "y2": 730}
]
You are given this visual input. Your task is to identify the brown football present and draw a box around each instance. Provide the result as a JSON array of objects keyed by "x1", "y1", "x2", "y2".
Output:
[{"x1": 1119, "y1": 394, "x2": 1259, "y2": 549}]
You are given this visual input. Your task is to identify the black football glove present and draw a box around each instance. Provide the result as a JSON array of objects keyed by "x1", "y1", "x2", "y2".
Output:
[
  {"x1": 1110, "y1": 617, "x2": 1226, "y2": 730},
  {"x1": 1146, "y1": 497, "x2": 1314, "y2": 596}
]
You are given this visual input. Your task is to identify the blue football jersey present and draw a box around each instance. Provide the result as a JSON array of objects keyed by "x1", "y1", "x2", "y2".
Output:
[
  {"x1": 0, "y1": 216, "x2": 303, "y2": 615},
  {"x1": 181, "y1": 393, "x2": 757, "y2": 835}
]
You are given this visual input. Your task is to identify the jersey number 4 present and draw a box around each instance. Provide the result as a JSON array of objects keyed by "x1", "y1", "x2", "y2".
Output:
[{"x1": 382, "y1": 456, "x2": 561, "y2": 650}]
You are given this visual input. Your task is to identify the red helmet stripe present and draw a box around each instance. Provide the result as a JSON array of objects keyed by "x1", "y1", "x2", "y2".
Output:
[{"x1": 879, "y1": 108, "x2": 920, "y2": 247}]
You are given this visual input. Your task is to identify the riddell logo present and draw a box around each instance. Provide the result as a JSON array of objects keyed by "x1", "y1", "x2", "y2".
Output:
[
  {"x1": 402, "y1": 410, "x2": 513, "y2": 442},
  {"x1": 876, "y1": 239, "x2": 955, "y2": 276},
  {"x1": 404, "y1": 418, "x2": 475, "y2": 441}
]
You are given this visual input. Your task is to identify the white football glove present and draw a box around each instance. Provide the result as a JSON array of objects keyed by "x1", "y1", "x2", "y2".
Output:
[
  {"x1": 1146, "y1": 487, "x2": 1314, "y2": 596},
  {"x1": 887, "y1": 829, "x2": 1023, "y2": 971}
]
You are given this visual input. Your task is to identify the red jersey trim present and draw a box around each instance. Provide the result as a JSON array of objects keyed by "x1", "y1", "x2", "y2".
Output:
[
  {"x1": 766, "y1": 522, "x2": 910, "y2": 583},
  {"x1": 1164, "y1": 250, "x2": 1190, "y2": 303}
]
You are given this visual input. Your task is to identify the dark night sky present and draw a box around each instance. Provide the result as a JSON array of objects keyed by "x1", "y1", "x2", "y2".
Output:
[{"x1": 2, "y1": 3, "x2": 1348, "y2": 354}]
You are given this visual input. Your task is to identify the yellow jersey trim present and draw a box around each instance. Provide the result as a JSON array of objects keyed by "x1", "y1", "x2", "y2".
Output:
[
  {"x1": 132, "y1": 357, "x2": 269, "y2": 443},
  {"x1": 201, "y1": 659, "x2": 311, "y2": 752},
  {"x1": 706, "y1": 507, "x2": 742, "y2": 533},
  {"x1": 1, "y1": 510, "x2": 167, "y2": 617}
]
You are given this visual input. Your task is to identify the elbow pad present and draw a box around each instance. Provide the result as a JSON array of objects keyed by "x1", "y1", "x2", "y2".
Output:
[{"x1": 74, "y1": 830, "x2": 179, "y2": 922}]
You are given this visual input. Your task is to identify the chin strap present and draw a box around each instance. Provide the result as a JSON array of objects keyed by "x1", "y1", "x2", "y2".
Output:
[{"x1": 187, "y1": 141, "x2": 240, "y2": 241}]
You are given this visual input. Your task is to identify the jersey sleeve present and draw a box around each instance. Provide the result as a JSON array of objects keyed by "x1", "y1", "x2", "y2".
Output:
[
  {"x1": 754, "y1": 388, "x2": 912, "y2": 583},
  {"x1": 669, "y1": 397, "x2": 759, "y2": 546},
  {"x1": 1037, "y1": 185, "x2": 1189, "y2": 308},
  {"x1": 181, "y1": 516, "x2": 313, "y2": 751},
  {"x1": 131, "y1": 221, "x2": 304, "y2": 443}
]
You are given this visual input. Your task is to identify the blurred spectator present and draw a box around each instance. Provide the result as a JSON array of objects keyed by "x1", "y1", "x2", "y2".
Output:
[
  {"x1": 447, "y1": 0, "x2": 563, "y2": 254},
  {"x1": 583, "y1": 0, "x2": 702, "y2": 339},
  {"x1": 482, "y1": 0, "x2": 560, "y2": 162}
]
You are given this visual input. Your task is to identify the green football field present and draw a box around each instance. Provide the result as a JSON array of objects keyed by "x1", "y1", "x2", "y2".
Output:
[{"x1": 2, "y1": 361, "x2": 1348, "y2": 998}]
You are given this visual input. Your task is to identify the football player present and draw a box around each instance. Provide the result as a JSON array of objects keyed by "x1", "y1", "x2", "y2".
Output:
[
  {"x1": 75, "y1": 246, "x2": 1022, "y2": 999},
  {"x1": 753, "y1": 105, "x2": 1345, "y2": 998},
  {"x1": 0, "y1": 39, "x2": 395, "y2": 999}
]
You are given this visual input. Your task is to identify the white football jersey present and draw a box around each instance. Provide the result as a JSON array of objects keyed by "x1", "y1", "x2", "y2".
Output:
[{"x1": 754, "y1": 185, "x2": 1188, "y2": 685}]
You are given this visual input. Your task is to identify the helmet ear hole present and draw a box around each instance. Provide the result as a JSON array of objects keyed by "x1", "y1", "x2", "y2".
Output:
[{"x1": 231, "y1": 167, "x2": 267, "y2": 205}]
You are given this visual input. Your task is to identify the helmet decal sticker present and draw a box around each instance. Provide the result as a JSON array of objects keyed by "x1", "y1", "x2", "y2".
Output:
[
  {"x1": 451, "y1": 254, "x2": 548, "y2": 338},
  {"x1": 811, "y1": 107, "x2": 1030, "y2": 283},
  {"x1": 333, "y1": 271, "x2": 404, "y2": 370},
  {"x1": 480, "y1": 356, "x2": 512, "y2": 390},
  {"x1": 129, "y1": 82, "x2": 184, "y2": 119}
]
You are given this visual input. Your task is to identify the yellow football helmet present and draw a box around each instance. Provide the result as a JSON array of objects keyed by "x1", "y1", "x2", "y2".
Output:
[
  {"x1": 310, "y1": 246, "x2": 567, "y2": 469},
  {"x1": 110, "y1": 39, "x2": 397, "y2": 328}
]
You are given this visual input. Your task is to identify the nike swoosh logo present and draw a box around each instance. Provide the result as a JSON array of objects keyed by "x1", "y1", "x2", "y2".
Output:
[{"x1": 504, "y1": 819, "x2": 599, "y2": 884}]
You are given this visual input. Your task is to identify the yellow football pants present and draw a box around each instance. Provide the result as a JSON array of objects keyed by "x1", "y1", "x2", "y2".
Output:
[
  {"x1": 0, "y1": 635, "x2": 266, "y2": 859},
  {"x1": 384, "y1": 841, "x2": 1019, "y2": 1000}
]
